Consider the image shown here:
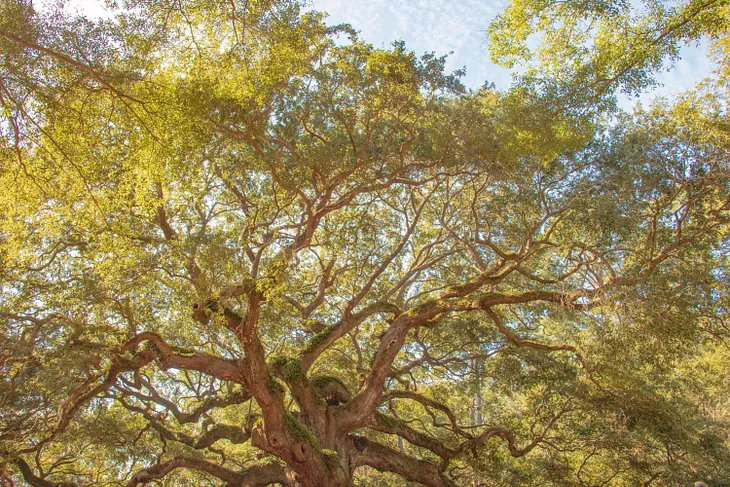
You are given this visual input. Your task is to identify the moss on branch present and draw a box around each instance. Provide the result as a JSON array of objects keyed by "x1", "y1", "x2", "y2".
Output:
[
  {"x1": 302, "y1": 322, "x2": 341, "y2": 354},
  {"x1": 284, "y1": 412, "x2": 319, "y2": 448},
  {"x1": 268, "y1": 355, "x2": 303, "y2": 382}
]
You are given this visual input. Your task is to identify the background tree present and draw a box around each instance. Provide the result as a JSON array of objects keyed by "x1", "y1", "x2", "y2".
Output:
[{"x1": 1, "y1": 0, "x2": 730, "y2": 486}]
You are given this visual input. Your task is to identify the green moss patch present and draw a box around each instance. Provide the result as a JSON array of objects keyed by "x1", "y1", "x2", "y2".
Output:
[
  {"x1": 302, "y1": 322, "x2": 340, "y2": 354},
  {"x1": 268, "y1": 355, "x2": 303, "y2": 382},
  {"x1": 321, "y1": 449, "x2": 341, "y2": 469},
  {"x1": 284, "y1": 412, "x2": 319, "y2": 448},
  {"x1": 265, "y1": 373, "x2": 285, "y2": 396}
]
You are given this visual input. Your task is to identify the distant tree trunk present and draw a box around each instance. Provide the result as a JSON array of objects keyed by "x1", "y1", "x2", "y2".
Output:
[
  {"x1": 476, "y1": 390, "x2": 483, "y2": 426},
  {"x1": 473, "y1": 359, "x2": 484, "y2": 487}
]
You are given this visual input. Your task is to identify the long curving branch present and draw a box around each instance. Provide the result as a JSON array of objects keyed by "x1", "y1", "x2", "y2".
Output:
[{"x1": 125, "y1": 456, "x2": 289, "y2": 487}]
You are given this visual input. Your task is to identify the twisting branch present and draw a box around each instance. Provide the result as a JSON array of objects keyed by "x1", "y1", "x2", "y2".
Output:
[
  {"x1": 20, "y1": 349, "x2": 159, "y2": 454},
  {"x1": 483, "y1": 307, "x2": 620, "y2": 397},
  {"x1": 458, "y1": 398, "x2": 574, "y2": 457},
  {"x1": 484, "y1": 307, "x2": 578, "y2": 354},
  {"x1": 371, "y1": 412, "x2": 457, "y2": 466},
  {"x1": 116, "y1": 375, "x2": 249, "y2": 425},
  {"x1": 346, "y1": 436, "x2": 457, "y2": 487},
  {"x1": 381, "y1": 391, "x2": 471, "y2": 438},
  {"x1": 342, "y1": 288, "x2": 591, "y2": 430},
  {"x1": 125, "y1": 456, "x2": 289, "y2": 487},
  {"x1": 10, "y1": 455, "x2": 76, "y2": 487},
  {"x1": 110, "y1": 392, "x2": 251, "y2": 450},
  {"x1": 121, "y1": 332, "x2": 250, "y2": 385},
  {"x1": 299, "y1": 301, "x2": 401, "y2": 372}
]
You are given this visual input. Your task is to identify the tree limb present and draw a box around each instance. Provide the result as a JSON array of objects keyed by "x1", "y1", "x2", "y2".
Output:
[
  {"x1": 346, "y1": 437, "x2": 457, "y2": 487},
  {"x1": 125, "y1": 456, "x2": 288, "y2": 487}
]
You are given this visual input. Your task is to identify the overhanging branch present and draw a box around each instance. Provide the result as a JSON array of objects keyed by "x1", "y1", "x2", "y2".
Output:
[
  {"x1": 347, "y1": 437, "x2": 456, "y2": 487},
  {"x1": 125, "y1": 456, "x2": 289, "y2": 487}
]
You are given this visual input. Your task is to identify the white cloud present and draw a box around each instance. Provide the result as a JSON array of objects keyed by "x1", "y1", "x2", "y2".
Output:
[{"x1": 312, "y1": 0, "x2": 513, "y2": 89}]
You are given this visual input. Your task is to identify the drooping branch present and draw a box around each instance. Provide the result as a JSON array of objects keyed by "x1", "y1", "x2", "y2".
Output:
[
  {"x1": 371, "y1": 412, "x2": 456, "y2": 465},
  {"x1": 30, "y1": 348, "x2": 159, "y2": 453},
  {"x1": 369, "y1": 395, "x2": 572, "y2": 472},
  {"x1": 11, "y1": 456, "x2": 75, "y2": 487},
  {"x1": 346, "y1": 436, "x2": 457, "y2": 487},
  {"x1": 24, "y1": 331, "x2": 252, "y2": 455},
  {"x1": 483, "y1": 307, "x2": 619, "y2": 397},
  {"x1": 125, "y1": 456, "x2": 289, "y2": 487},
  {"x1": 111, "y1": 394, "x2": 251, "y2": 450},
  {"x1": 483, "y1": 307, "x2": 579, "y2": 354},
  {"x1": 117, "y1": 375, "x2": 249, "y2": 425},
  {"x1": 475, "y1": 290, "x2": 593, "y2": 311},
  {"x1": 173, "y1": 424, "x2": 251, "y2": 450}
]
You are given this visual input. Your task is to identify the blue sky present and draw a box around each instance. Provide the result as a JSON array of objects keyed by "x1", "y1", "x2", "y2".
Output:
[
  {"x1": 311, "y1": 0, "x2": 513, "y2": 90},
  {"x1": 312, "y1": 0, "x2": 512, "y2": 90}
]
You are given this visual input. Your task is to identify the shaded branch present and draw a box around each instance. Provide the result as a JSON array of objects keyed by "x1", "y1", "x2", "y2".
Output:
[
  {"x1": 11, "y1": 456, "x2": 74, "y2": 487},
  {"x1": 117, "y1": 375, "x2": 249, "y2": 425},
  {"x1": 346, "y1": 437, "x2": 456, "y2": 487},
  {"x1": 371, "y1": 412, "x2": 457, "y2": 464},
  {"x1": 299, "y1": 301, "x2": 401, "y2": 372},
  {"x1": 111, "y1": 393, "x2": 251, "y2": 449},
  {"x1": 126, "y1": 456, "x2": 288, "y2": 487}
]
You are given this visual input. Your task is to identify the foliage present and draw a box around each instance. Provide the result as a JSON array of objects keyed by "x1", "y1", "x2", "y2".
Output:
[
  {"x1": 489, "y1": 0, "x2": 730, "y2": 109},
  {"x1": 1, "y1": 0, "x2": 730, "y2": 486}
]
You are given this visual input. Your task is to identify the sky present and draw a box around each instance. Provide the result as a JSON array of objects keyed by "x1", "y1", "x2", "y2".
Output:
[
  {"x1": 309, "y1": 0, "x2": 717, "y2": 110},
  {"x1": 311, "y1": 0, "x2": 513, "y2": 90},
  {"x1": 62, "y1": 0, "x2": 718, "y2": 109}
]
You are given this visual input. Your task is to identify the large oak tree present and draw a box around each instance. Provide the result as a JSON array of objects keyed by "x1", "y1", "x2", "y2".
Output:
[{"x1": 2, "y1": 0, "x2": 730, "y2": 486}]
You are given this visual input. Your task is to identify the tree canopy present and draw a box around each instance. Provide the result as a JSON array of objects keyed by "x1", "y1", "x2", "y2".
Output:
[{"x1": 1, "y1": 0, "x2": 730, "y2": 486}]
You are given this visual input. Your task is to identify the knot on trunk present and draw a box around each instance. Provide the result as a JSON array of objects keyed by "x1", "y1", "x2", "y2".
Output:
[
  {"x1": 251, "y1": 422, "x2": 287, "y2": 452},
  {"x1": 268, "y1": 431, "x2": 285, "y2": 449},
  {"x1": 191, "y1": 299, "x2": 245, "y2": 333},
  {"x1": 293, "y1": 441, "x2": 312, "y2": 462},
  {"x1": 191, "y1": 300, "x2": 212, "y2": 325}
]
